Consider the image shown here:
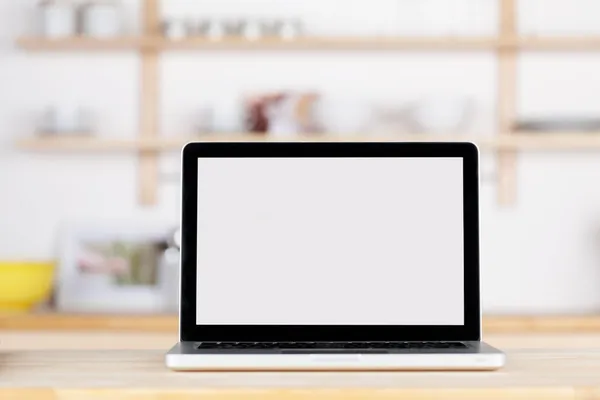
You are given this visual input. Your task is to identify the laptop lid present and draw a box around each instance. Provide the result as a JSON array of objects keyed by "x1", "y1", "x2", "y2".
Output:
[{"x1": 180, "y1": 142, "x2": 480, "y2": 342}]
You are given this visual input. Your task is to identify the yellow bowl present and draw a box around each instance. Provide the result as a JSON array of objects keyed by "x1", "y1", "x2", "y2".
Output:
[{"x1": 0, "y1": 262, "x2": 55, "y2": 313}]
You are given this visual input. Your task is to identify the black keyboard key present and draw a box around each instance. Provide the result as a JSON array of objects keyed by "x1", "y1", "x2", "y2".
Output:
[{"x1": 197, "y1": 341, "x2": 468, "y2": 350}]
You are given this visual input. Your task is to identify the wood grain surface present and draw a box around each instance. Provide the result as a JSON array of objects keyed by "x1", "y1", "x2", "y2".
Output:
[
  {"x1": 4, "y1": 332, "x2": 600, "y2": 351},
  {"x1": 4, "y1": 314, "x2": 600, "y2": 333},
  {"x1": 2, "y1": 348, "x2": 600, "y2": 399}
]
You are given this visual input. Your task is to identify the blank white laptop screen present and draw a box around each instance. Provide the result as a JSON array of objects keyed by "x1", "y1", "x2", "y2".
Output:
[{"x1": 196, "y1": 157, "x2": 464, "y2": 326}]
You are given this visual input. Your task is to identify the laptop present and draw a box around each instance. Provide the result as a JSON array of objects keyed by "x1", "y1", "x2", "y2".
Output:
[{"x1": 166, "y1": 142, "x2": 505, "y2": 371}]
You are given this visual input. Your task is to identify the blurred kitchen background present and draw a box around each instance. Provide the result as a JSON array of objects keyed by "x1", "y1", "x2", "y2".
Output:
[{"x1": 3, "y1": 0, "x2": 600, "y2": 348}]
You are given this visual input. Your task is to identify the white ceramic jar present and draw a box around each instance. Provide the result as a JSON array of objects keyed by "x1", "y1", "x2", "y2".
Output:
[
  {"x1": 40, "y1": 105, "x2": 92, "y2": 134},
  {"x1": 81, "y1": 1, "x2": 121, "y2": 38},
  {"x1": 39, "y1": 1, "x2": 77, "y2": 38},
  {"x1": 244, "y1": 19, "x2": 262, "y2": 41}
]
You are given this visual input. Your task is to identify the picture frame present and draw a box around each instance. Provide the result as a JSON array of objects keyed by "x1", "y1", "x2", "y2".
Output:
[{"x1": 56, "y1": 221, "x2": 180, "y2": 314}]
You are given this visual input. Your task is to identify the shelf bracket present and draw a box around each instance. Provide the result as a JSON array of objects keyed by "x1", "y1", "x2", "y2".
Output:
[
  {"x1": 138, "y1": 0, "x2": 160, "y2": 205},
  {"x1": 497, "y1": 0, "x2": 518, "y2": 206}
]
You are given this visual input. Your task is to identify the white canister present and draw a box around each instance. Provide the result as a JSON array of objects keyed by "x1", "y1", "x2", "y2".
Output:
[
  {"x1": 39, "y1": 2, "x2": 77, "y2": 38},
  {"x1": 81, "y1": 2, "x2": 121, "y2": 38},
  {"x1": 41, "y1": 106, "x2": 92, "y2": 134},
  {"x1": 244, "y1": 19, "x2": 263, "y2": 41}
]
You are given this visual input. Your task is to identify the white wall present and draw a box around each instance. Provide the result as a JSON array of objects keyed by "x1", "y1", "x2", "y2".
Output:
[{"x1": 2, "y1": 0, "x2": 600, "y2": 313}]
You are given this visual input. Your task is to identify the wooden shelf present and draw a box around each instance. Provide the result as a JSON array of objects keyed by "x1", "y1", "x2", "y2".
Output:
[
  {"x1": 2, "y1": 313, "x2": 600, "y2": 332},
  {"x1": 16, "y1": 136, "x2": 172, "y2": 151},
  {"x1": 15, "y1": 134, "x2": 498, "y2": 152},
  {"x1": 157, "y1": 36, "x2": 502, "y2": 50},
  {"x1": 157, "y1": 36, "x2": 600, "y2": 51},
  {"x1": 516, "y1": 36, "x2": 600, "y2": 50},
  {"x1": 15, "y1": 133, "x2": 600, "y2": 152},
  {"x1": 0, "y1": 313, "x2": 177, "y2": 332},
  {"x1": 507, "y1": 132, "x2": 600, "y2": 149},
  {"x1": 18, "y1": 35, "x2": 600, "y2": 52},
  {"x1": 17, "y1": 36, "x2": 501, "y2": 51},
  {"x1": 16, "y1": 36, "x2": 151, "y2": 51}
]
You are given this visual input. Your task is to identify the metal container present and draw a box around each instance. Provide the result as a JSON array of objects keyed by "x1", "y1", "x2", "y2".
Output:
[{"x1": 162, "y1": 19, "x2": 189, "y2": 40}]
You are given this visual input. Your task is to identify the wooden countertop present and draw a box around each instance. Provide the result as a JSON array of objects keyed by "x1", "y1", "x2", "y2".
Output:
[
  {"x1": 5, "y1": 331, "x2": 600, "y2": 351},
  {"x1": 2, "y1": 348, "x2": 600, "y2": 399},
  {"x1": 0, "y1": 313, "x2": 178, "y2": 332},
  {"x1": 3, "y1": 313, "x2": 600, "y2": 332}
]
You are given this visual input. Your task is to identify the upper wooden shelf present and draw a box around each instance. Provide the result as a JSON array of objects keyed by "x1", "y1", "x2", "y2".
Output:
[
  {"x1": 2, "y1": 313, "x2": 600, "y2": 332},
  {"x1": 17, "y1": 36, "x2": 600, "y2": 51},
  {"x1": 160, "y1": 36, "x2": 501, "y2": 50},
  {"x1": 518, "y1": 36, "x2": 600, "y2": 50},
  {"x1": 162, "y1": 36, "x2": 600, "y2": 51},
  {"x1": 15, "y1": 133, "x2": 600, "y2": 152},
  {"x1": 16, "y1": 36, "x2": 151, "y2": 51},
  {"x1": 16, "y1": 36, "x2": 498, "y2": 51}
]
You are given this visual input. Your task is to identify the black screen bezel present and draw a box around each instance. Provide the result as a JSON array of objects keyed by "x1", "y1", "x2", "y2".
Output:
[{"x1": 180, "y1": 142, "x2": 480, "y2": 342}]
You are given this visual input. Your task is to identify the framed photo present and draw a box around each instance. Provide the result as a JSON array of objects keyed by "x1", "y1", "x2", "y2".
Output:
[{"x1": 56, "y1": 221, "x2": 180, "y2": 314}]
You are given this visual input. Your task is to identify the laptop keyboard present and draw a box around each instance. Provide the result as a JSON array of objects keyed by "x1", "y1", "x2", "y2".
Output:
[{"x1": 197, "y1": 341, "x2": 468, "y2": 350}]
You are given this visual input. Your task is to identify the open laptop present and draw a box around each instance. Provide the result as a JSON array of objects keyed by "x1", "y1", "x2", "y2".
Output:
[{"x1": 166, "y1": 142, "x2": 505, "y2": 371}]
